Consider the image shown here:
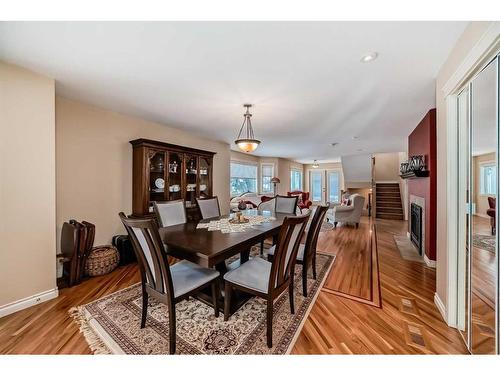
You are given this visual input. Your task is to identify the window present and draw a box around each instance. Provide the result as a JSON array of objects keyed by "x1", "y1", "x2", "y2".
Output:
[
  {"x1": 230, "y1": 162, "x2": 257, "y2": 197},
  {"x1": 290, "y1": 169, "x2": 302, "y2": 191},
  {"x1": 480, "y1": 163, "x2": 496, "y2": 195},
  {"x1": 310, "y1": 171, "x2": 323, "y2": 202},
  {"x1": 328, "y1": 171, "x2": 341, "y2": 203},
  {"x1": 261, "y1": 163, "x2": 274, "y2": 193}
]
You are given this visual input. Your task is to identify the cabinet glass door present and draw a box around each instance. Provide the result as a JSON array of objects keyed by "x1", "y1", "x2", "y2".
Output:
[
  {"x1": 199, "y1": 156, "x2": 212, "y2": 199},
  {"x1": 184, "y1": 154, "x2": 198, "y2": 209},
  {"x1": 167, "y1": 151, "x2": 182, "y2": 201},
  {"x1": 148, "y1": 150, "x2": 166, "y2": 205}
]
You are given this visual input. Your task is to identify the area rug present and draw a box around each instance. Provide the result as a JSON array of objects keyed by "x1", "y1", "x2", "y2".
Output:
[
  {"x1": 473, "y1": 234, "x2": 496, "y2": 253},
  {"x1": 320, "y1": 221, "x2": 334, "y2": 232},
  {"x1": 393, "y1": 235, "x2": 425, "y2": 263},
  {"x1": 70, "y1": 251, "x2": 335, "y2": 355}
]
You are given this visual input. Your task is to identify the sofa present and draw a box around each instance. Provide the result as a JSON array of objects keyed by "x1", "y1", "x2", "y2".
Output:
[
  {"x1": 230, "y1": 192, "x2": 274, "y2": 211},
  {"x1": 326, "y1": 193, "x2": 365, "y2": 228},
  {"x1": 287, "y1": 191, "x2": 312, "y2": 211}
]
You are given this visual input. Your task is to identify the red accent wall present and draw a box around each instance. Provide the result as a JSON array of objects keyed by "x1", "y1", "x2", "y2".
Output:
[{"x1": 408, "y1": 109, "x2": 437, "y2": 261}]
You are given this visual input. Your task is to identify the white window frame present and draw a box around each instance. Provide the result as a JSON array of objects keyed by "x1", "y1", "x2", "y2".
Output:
[
  {"x1": 290, "y1": 168, "x2": 303, "y2": 191},
  {"x1": 230, "y1": 160, "x2": 258, "y2": 197},
  {"x1": 260, "y1": 163, "x2": 274, "y2": 194},
  {"x1": 479, "y1": 161, "x2": 496, "y2": 196}
]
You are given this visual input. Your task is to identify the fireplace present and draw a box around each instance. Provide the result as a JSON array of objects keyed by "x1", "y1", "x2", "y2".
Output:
[{"x1": 410, "y1": 203, "x2": 423, "y2": 255}]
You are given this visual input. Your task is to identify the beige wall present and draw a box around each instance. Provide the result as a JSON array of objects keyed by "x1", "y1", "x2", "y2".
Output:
[
  {"x1": 0, "y1": 62, "x2": 56, "y2": 307},
  {"x1": 473, "y1": 152, "x2": 496, "y2": 217},
  {"x1": 56, "y1": 97, "x2": 231, "y2": 247},
  {"x1": 373, "y1": 152, "x2": 400, "y2": 182},
  {"x1": 435, "y1": 22, "x2": 494, "y2": 316}
]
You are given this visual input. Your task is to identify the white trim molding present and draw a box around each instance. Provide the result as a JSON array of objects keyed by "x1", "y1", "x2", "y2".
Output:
[
  {"x1": 434, "y1": 293, "x2": 453, "y2": 327},
  {"x1": 424, "y1": 254, "x2": 437, "y2": 268},
  {"x1": 0, "y1": 288, "x2": 59, "y2": 318},
  {"x1": 443, "y1": 22, "x2": 500, "y2": 96}
]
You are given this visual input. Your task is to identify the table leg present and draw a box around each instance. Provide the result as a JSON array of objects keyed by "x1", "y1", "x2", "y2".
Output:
[{"x1": 240, "y1": 247, "x2": 251, "y2": 264}]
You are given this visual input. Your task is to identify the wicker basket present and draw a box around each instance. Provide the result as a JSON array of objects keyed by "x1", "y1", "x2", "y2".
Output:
[{"x1": 85, "y1": 246, "x2": 120, "y2": 277}]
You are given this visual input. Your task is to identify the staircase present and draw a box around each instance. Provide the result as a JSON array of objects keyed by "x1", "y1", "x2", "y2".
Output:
[{"x1": 375, "y1": 183, "x2": 404, "y2": 220}]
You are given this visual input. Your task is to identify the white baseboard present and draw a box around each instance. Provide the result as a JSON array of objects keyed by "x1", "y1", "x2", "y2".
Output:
[
  {"x1": 0, "y1": 288, "x2": 59, "y2": 318},
  {"x1": 424, "y1": 254, "x2": 436, "y2": 268},
  {"x1": 434, "y1": 292, "x2": 450, "y2": 325}
]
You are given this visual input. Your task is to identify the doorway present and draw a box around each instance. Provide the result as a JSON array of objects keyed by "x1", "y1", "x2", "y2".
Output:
[
  {"x1": 309, "y1": 169, "x2": 342, "y2": 205},
  {"x1": 456, "y1": 54, "x2": 499, "y2": 354}
]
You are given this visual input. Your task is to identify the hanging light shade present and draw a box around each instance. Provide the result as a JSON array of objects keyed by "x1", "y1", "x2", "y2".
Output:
[
  {"x1": 312, "y1": 160, "x2": 319, "y2": 168},
  {"x1": 235, "y1": 104, "x2": 261, "y2": 153}
]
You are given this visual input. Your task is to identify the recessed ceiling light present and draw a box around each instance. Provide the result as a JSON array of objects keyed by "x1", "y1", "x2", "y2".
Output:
[
  {"x1": 331, "y1": 142, "x2": 339, "y2": 147},
  {"x1": 357, "y1": 149, "x2": 363, "y2": 152},
  {"x1": 352, "y1": 136, "x2": 359, "y2": 140},
  {"x1": 360, "y1": 52, "x2": 378, "y2": 63}
]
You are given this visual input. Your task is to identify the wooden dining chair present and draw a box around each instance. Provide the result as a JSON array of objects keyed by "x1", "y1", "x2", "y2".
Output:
[
  {"x1": 257, "y1": 195, "x2": 299, "y2": 256},
  {"x1": 268, "y1": 204, "x2": 329, "y2": 296},
  {"x1": 223, "y1": 213, "x2": 309, "y2": 348},
  {"x1": 153, "y1": 200, "x2": 186, "y2": 228},
  {"x1": 119, "y1": 212, "x2": 220, "y2": 354},
  {"x1": 196, "y1": 196, "x2": 221, "y2": 219},
  {"x1": 57, "y1": 222, "x2": 81, "y2": 287}
]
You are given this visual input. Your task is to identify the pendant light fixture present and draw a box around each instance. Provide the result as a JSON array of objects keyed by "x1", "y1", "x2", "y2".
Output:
[
  {"x1": 312, "y1": 160, "x2": 319, "y2": 168},
  {"x1": 235, "y1": 104, "x2": 261, "y2": 153}
]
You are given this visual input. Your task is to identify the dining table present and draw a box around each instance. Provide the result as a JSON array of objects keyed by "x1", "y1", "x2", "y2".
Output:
[{"x1": 159, "y1": 209, "x2": 288, "y2": 314}]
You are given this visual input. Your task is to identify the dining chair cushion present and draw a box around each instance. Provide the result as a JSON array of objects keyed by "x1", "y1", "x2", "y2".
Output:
[
  {"x1": 267, "y1": 243, "x2": 305, "y2": 261},
  {"x1": 223, "y1": 257, "x2": 271, "y2": 294},
  {"x1": 197, "y1": 197, "x2": 220, "y2": 219},
  {"x1": 170, "y1": 260, "x2": 220, "y2": 298},
  {"x1": 154, "y1": 201, "x2": 186, "y2": 228}
]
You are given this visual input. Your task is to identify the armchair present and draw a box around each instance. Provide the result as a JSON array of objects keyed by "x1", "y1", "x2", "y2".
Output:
[
  {"x1": 326, "y1": 193, "x2": 365, "y2": 228},
  {"x1": 287, "y1": 191, "x2": 312, "y2": 211},
  {"x1": 487, "y1": 196, "x2": 496, "y2": 235}
]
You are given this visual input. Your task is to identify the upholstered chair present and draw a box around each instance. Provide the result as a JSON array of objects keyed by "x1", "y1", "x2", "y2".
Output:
[
  {"x1": 487, "y1": 196, "x2": 496, "y2": 235},
  {"x1": 223, "y1": 213, "x2": 309, "y2": 348},
  {"x1": 327, "y1": 193, "x2": 365, "y2": 228},
  {"x1": 287, "y1": 191, "x2": 312, "y2": 210},
  {"x1": 257, "y1": 197, "x2": 276, "y2": 213},
  {"x1": 153, "y1": 200, "x2": 187, "y2": 227},
  {"x1": 196, "y1": 196, "x2": 221, "y2": 219},
  {"x1": 268, "y1": 203, "x2": 329, "y2": 296},
  {"x1": 119, "y1": 213, "x2": 220, "y2": 354}
]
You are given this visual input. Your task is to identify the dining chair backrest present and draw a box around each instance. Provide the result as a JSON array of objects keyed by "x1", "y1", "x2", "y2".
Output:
[
  {"x1": 275, "y1": 195, "x2": 298, "y2": 214},
  {"x1": 303, "y1": 204, "x2": 329, "y2": 265},
  {"x1": 153, "y1": 200, "x2": 187, "y2": 228},
  {"x1": 268, "y1": 213, "x2": 309, "y2": 293},
  {"x1": 196, "y1": 196, "x2": 221, "y2": 219},
  {"x1": 119, "y1": 213, "x2": 174, "y2": 298},
  {"x1": 61, "y1": 222, "x2": 79, "y2": 258},
  {"x1": 257, "y1": 198, "x2": 276, "y2": 212}
]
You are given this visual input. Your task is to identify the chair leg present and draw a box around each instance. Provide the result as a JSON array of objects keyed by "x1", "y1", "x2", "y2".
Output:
[
  {"x1": 289, "y1": 281, "x2": 295, "y2": 314},
  {"x1": 168, "y1": 303, "x2": 176, "y2": 354},
  {"x1": 224, "y1": 282, "x2": 232, "y2": 321},
  {"x1": 302, "y1": 268, "x2": 308, "y2": 297},
  {"x1": 334, "y1": 222, "x2": 337, "y2": 228},
  {"x1": 260, "y1": 240, "x2": 264, "y2": 256},
  {"x1": 312, "y1": 253, "x2": 317, "y2": 280},
  {"x1": 266, "y1": 299, "x2": 273, "y2": 348},
  {"x1": 141, "y1": 289, "x2": 148, "y2": 329},
  {"x1": 211, "y1": 279, "x2": 220, "y2": 318},
  {"x1": 356, "y1": 223, "x2": 359, "y2": 229}
]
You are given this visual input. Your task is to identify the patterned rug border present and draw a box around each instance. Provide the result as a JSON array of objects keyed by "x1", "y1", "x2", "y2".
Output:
[{"x1": 70, "y1": 253, "x2": 335, "y2": 355}]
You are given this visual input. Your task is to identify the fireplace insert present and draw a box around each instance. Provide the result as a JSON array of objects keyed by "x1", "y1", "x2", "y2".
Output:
[{"x1": 410, "y1": 203, "x2": 423, "y2": 255}]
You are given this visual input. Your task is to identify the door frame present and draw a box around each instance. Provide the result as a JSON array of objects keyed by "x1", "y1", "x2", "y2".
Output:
[
  {"x1": 309, "y1": 168, "x2": 343, "y2": 205},
  {"x1": 443, "y1": 24, "x2": 500, "y2": 353}
]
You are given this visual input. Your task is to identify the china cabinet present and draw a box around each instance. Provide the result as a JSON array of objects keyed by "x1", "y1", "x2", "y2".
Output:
[{"x1": 130, "y1": 138, "x2": 215, "y2": 221}]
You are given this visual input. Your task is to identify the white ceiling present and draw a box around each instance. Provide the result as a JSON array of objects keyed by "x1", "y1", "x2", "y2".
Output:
[{"x1": 0, "y1": 22, "x2": 467, "y2": 163}]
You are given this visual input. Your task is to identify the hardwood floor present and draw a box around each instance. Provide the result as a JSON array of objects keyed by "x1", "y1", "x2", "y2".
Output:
[
  {"x1": 470, "y1": 215, "x2": 496, "y2": 354},
  {"x1": 0, "y1": 217, "x2": 468, "y2": 354}
]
